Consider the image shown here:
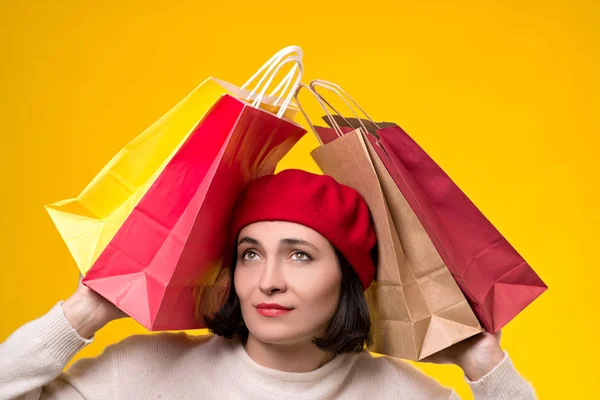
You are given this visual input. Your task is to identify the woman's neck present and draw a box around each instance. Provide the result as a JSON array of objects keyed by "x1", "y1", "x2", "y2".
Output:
[{"x1": 244, "y1": 334, "x2": 336, "y2": 373}]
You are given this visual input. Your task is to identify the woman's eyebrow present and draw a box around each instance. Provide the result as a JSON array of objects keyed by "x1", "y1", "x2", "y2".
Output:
[
  {"x1": 238, "y1": 236, "x2": 261, "y2": 246},
  {"x1": 280, "y1": 238, "x2": 318, "y2": 250}
]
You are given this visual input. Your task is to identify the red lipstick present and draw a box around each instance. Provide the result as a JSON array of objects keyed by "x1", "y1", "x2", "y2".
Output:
[{"x1": 256, "y1": 303, "x2": 293, "y2": 317}]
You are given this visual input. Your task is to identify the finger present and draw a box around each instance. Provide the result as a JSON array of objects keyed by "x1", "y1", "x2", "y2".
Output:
[{"x1": 494, "y1": 330, "x2": 502, "y2": 343}]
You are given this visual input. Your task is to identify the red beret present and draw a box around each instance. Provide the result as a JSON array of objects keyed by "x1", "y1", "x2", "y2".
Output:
[{"x1": 230, "y1": 169, "x2": 376, "y2": 290}]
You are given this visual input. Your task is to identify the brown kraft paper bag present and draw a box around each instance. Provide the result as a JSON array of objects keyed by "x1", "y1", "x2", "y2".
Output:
[{"x1": 311, "y1": 128, "x2": 482, "y2": 360}]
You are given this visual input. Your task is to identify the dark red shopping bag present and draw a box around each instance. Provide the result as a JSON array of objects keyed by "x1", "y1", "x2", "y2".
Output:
[
  {"x1": 83, "y1": 94, "x2": 306, "y2": 331},
  {"x1": 324, "y1": 115, "x2": 547, "y2": 333}
]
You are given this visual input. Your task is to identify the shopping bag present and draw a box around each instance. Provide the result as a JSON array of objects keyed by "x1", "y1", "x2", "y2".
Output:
[
  {"x1": 83, "y1": 82, "x2": 307, "y2": 330},
  {"x1": 315, "y1": 81, "x2": 547, "y2": 333},
  {"x1": 46, "y1": 46, "x2": 303, "y2": 275},
  {"x1": 297, "y1": 85, "x2": 481, "y2": 360}
]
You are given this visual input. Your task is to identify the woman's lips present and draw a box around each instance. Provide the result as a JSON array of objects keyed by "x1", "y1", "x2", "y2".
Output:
[
  {"x1": 256, "y1": 308, "x2": 291, "y2": 317},
  {"x1": 255, "y1": 303, "x2": 292, "y2": 317}
]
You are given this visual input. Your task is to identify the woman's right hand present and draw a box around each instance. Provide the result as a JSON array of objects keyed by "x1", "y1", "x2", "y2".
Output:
[{"x1": 61, "y1": 277, "x2": 127, "y2": 339}]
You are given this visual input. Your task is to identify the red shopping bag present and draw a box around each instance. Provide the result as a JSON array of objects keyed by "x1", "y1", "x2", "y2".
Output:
[
  {"x1": 83, "y1": 94, "x2": 306, "y2": 330},
  {"x1": 324, "y1": 115, "x2": 547, "y2": 333}
]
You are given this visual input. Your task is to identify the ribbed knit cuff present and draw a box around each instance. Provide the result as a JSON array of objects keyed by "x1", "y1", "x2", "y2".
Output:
[
  {"x1": 466, "y1": 352, "x2": 535, "y2": 399},
  {"x1": 35, "y1": 302, "x2": 93, "y2": 366}
]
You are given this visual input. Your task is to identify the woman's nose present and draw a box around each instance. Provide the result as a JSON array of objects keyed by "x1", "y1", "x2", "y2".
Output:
[{"x1": 258, "y1": 259, "x2": 287, "y2": 294}]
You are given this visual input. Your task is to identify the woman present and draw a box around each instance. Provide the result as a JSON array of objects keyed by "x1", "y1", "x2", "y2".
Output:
[{"x1": 0, "y1": 169, "x2": 536, "y2": 399}]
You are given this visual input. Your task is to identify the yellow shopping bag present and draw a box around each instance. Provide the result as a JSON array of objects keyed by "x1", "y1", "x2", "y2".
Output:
[{"x1": 46, "y1": 46, "x2": 303, "y2": 275}]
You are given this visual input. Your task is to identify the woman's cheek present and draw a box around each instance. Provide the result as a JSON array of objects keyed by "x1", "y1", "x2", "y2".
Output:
[
  {"x1": 234, "y1": 267, "x2": 253, "y2": 303},
  {"x1": 294, "y1": 272, "x2": 340, "y2": 319}
]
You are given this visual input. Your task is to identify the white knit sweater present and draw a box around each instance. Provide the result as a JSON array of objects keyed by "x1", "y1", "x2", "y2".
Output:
[{"x1": 0, "y1": 303, "x2": 536, "y2": 399}]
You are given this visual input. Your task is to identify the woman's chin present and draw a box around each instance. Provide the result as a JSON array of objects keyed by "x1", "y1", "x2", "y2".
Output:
[{"x1": 247, "y1": 329, "x2": 309, "y2": 346}]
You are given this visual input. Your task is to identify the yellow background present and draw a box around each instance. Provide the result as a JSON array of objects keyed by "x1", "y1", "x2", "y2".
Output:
[{"x1": 1, "y1": 0, "x2": 598, "y2": 398}]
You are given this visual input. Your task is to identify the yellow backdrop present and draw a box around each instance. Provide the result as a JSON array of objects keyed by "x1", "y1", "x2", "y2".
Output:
[{"x1": 1, "y1": 0, "x2": 597, "y2": 398}]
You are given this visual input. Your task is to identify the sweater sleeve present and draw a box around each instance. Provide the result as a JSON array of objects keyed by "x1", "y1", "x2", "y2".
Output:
[
  {"x1": 0, "y1": 302, "x2": 116, "y2": 400},
  {"x1": 465, "y1": 352, "x2": 537, "y2": 400}
]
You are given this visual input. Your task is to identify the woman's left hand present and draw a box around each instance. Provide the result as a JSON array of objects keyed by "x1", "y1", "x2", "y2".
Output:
[{"x1": 422, "y1": 330, "x2": 505, "y2": 381}]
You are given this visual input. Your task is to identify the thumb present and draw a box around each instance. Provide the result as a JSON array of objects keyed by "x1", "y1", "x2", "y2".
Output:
[{"x1": 493, "y1": 330, "x2": 502, "y2": 343}]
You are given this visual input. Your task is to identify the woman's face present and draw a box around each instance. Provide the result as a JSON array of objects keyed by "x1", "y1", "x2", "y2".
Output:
[{"x1": 234, "y1": 221, "x2": 341, "y2": 345}]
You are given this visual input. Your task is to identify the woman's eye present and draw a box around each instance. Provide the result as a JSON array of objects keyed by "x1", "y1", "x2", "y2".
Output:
[
  {"x1": 291, "y1": 251, "x2": 311, "y2": 261},
  {"x1": 242, "y1": 250, "x2": 259, "y2": 261}
]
